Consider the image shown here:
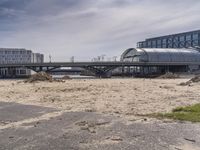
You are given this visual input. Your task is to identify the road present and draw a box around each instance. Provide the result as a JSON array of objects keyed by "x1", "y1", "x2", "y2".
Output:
[{"x1": 0, "y1": 102, "x2": 200, "y2": 150}]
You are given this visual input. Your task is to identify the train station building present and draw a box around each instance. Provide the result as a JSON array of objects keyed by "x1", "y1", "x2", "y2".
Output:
[
  {"x1": 120, "y1": 30, "x2": 200, "y2": 76},
  {"x1": 120, "y1": 48, "x2": 200, "y2": 75}
]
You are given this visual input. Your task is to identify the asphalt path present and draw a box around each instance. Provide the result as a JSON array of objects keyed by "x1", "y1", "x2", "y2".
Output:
[{"x1": 0, "y1": 102, "x2": 200, "y2": 150}]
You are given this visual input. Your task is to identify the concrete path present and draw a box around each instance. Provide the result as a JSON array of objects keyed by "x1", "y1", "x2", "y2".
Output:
[
  {"x1": 0, "y1": 102, "x2": 57, "y2": 124},
  {"x1": 0, "y1": 102, "x2": 200, "y2": 150}
]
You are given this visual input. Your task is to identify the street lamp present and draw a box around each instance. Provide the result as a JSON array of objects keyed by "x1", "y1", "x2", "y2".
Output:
[
  {"x1": 49, "y1": 55, "x2": 52, "y2": 63},
  {"x1": 113, "y1": 56, "x2": 117, "y2": 62},
  {"x1": 101, "y1": 55, "x2": 106, "y2": 61},
  {"x1": 70, "y1": 56, "x2": 74, "y2": 62}
]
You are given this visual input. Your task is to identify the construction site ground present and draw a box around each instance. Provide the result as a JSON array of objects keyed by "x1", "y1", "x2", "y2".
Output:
[{"x1": 0, "y1": 102, "x2": 200, "y2": 150}]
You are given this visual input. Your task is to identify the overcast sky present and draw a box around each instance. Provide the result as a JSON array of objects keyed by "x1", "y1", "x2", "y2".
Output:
[{"x1": 0, "y1": 0, "x2": 200, "y2": 61}]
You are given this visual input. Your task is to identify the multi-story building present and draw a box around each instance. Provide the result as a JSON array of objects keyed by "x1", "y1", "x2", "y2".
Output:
[
  {"x1": 32, "y1": 53, "x2": 44, "y2": 63},
  {"x1": 137, "y1": 30, "x2": 200, "y2": 49},
  {"x1": 0, "y1": 48, "x2": 44, "y2": 78}
]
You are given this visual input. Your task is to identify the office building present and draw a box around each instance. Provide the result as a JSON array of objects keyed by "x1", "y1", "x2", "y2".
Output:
[
  {"x1": 0, "y1": 48, "x2": 44, "y2": 77},
  {"x1": 137, "y1": 30, "x2": 200, "y2": 49}
]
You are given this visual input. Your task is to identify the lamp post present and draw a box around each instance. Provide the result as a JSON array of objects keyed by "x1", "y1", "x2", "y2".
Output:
[
  {"x1": 70, "y1": 56, "x2": 74, "y2": 62},
  {"x1": 49, "y1": 55, "x2": 52, "y2": 63},
  {"x1": 113, "y1": 56, "x2": 117, "y2": 62},
  {"x1": 101, "y1": 55, "x2": 106, "y2": 61}
]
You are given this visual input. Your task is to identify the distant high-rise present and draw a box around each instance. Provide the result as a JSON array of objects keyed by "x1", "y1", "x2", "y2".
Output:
[{"x1": 137, "y1": 30, "x2": 200, "y2": 49}]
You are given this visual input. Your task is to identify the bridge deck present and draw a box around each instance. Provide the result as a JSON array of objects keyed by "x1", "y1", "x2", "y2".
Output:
[
  {"x1": 0, "y1": 61, "x2": 199, "y2": 68},
  {"x1": 0, "y1": 61, "x2": 197, "y2": 77}
]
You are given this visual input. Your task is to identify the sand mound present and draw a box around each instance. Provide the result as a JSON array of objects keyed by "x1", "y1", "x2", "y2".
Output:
[
  {"x1": 25, "y1": 72, "x2": 53, "y2": 83},
  {"x1": 159, "y1": 72, "x2": 179, "y2": 79},
  {"x1": 179, "y1": 75, "x2": 200, "y2": 86}
]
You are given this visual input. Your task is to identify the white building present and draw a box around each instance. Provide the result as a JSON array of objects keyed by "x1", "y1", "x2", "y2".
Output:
[{"x1": 0, "y1": 48, "x2": 44, "y2": 77}]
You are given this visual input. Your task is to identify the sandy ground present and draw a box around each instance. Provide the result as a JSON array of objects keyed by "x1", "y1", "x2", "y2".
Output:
[{"x1": 0, "y1": 78, "x2": 200, "y2": 119}]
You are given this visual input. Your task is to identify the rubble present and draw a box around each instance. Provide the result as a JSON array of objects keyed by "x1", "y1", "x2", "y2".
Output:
[
  {"x1": 179, "y1": 75, "x2": 200, "y2": 86},
  {"x1": 189, "y1": 75, "x2": 200, "y2": 83},
  {"x1": 158, "y1": 72, "x2": 180, "y2": 79}
]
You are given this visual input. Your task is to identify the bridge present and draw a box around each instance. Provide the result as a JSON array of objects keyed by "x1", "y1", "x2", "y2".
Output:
[{"x1": 0, "y1": 61, "x2": 199, "y2": 77}]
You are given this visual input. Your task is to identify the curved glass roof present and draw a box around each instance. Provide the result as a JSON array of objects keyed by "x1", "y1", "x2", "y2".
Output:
[{"x1": 121, "y1": 48, "x2": 200, "y2": 62}]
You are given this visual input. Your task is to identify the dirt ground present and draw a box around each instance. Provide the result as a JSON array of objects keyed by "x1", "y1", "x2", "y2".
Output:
[
  {"x1": 0, "y1": 78, "x2": 200, "y2": 119},
  {"x1": 1, "y1": 78, "x2": 200, "y2": 149}
]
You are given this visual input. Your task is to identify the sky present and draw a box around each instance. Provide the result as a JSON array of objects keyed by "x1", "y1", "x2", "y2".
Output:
[{"x1": 0, "y1": 0, "x2": 200, "y2": 61}]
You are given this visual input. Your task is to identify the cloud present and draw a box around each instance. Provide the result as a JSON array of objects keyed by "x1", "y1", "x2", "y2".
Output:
[{"x1": 0, "y1": 0, "x2": 200, "y2": 61}]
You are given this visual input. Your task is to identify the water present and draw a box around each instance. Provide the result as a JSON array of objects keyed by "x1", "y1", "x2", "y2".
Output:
[{"x1": 52, "y1": 75, "x2": 96, "y2": 79}]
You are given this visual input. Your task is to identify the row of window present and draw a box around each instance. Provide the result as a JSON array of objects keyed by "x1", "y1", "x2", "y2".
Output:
[
  {"x1": 0, "y1": 55, "x2": 31, "y2": 58},
  {"x1": 139, "y1": 40, "x2": 199, "y2": 48},
  {"x1": 0, "y1": 69, "x2": 29, "y2": 75},
  {"x1": 0, "y1": 58, "x2": 31, "y2": 62},
  {"x1": 0, "y1": 60, "x2": 29, "y2": 64},
  {"x1": 0, "y1": 51, "x2": 32, "y2": 55},
  {"x1": 0, "y1": 57, "x2": 31, "y2": 60},
  {"x1": 138, "y1": 32, "x2": 200, "y2": 48}
]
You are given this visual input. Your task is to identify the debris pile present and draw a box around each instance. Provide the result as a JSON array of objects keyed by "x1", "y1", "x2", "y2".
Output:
[
  {"x1": 158, "y1": 72, "x2": 180, "y2": 79},
  {"x1": 190, "y1": 75, "x2": 200, "y2": 83},
  {"x1": 24, "y1": 72, "x2": 54, "y2": 83},
  {"x1": 179, "y1": 75, "x2": 200, "y2": 86}
]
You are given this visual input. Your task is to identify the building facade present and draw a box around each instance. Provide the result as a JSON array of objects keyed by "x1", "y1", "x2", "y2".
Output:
[
  {"x1": 0, "y1": 48, "x2": 44, "y2": 77},
  {"x1": 32, "y1": 53, "x2": 44, "y2": 63},
  {"x1": 120, "y1": 47, "x2": 200, "y2": 75},
  {"x1": 137, "y1": 30, "x2": 200, "y2": 49},
  {"x1": 121, "y1": 48, "x2": 200, "y2": 63}
]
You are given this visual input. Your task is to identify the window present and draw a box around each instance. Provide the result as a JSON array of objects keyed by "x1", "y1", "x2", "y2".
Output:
[
  {"x1": 162, "y1": 44, "x2": 167, "y2": 48},
  {"x1": 152, "y1": 40, "x2": 156, "y2": 47},
  {"x1": 157, "y1": 39, "x2": 161, "y2": 45},
  {"x1": 193, "y1": 33, "x2": 199, "y2": 40},
  {"x1": 185, "y1": 41, "x2": 192, "y2": 47},
  {"x1": 143, "y1": 42, "x2": 147, "y2": 47},
  {"x1": 147, "y1": 41, "x2": 151, "y2": 47},
  {"x1": 192, "y1": 40, "x2": 198, "y2": 46},
  {"x1": 162, "y1": 39, "x2": 167, "y2": 44},
  {"x1": 186, "y1": 34, "x2": 191, "y2": 41},
  {"x1": 167, "y1": 37, "x2": 173, "y2": 48},
  {"x1": 180, "y1": 36, "x2": 185, "y2": 41}
]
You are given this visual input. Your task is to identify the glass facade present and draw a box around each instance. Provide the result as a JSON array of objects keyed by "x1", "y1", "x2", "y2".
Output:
[{"x1": 137, "y1": 30, "x2": 200, "y2": 48}]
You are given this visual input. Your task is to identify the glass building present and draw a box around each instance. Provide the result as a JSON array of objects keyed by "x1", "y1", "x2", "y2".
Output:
[{"x1": 137, "y1": 30, "x2": 200, "y2": 49}]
